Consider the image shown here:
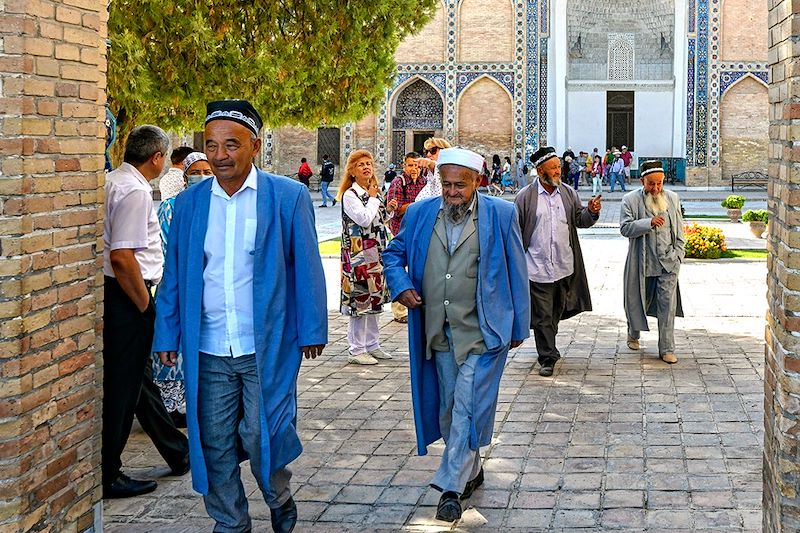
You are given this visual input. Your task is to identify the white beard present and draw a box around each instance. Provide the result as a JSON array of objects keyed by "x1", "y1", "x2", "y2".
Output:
[{"x1": 644, "y1": 192, "x2": 668, "y2": 214}]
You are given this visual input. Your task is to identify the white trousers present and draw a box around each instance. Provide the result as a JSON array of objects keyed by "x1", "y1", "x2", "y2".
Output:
[{"x1": 348, "y1": 314, "x2": 381, "y2": 355}]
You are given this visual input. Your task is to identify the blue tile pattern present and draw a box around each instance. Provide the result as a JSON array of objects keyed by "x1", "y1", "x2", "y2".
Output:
[
  {"x1": 720, "y1": 70, "x2": 769, "y2": 96},
  {"x1": 686, "y1": 39, "x2": 695, "y2": 166},
  {"x1": 456, "y1": 72, "x2": 515, "y2": 96}
]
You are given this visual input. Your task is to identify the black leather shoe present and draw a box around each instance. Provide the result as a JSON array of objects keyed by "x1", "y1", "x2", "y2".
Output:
[
  {"x1": 270, "y1": 496, "x2": 297, "y2": 533},
  {"x1": 539, "y1": 363, "x2": 554, "y2": 377},
  {"x1": 169, "y1": 454, "x2": 190, "y2": 476},
  {"x1": 104, "y1": 473, "x2": 157, "y2": 499},
  {"x1": 436, "y1": 491, "x2": 462, "y2": 522},
  {"x1": 461, "y1": 467, "x2": 484, "y2": 500}
]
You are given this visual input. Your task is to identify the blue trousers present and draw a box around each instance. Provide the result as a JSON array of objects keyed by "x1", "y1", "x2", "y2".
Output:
[
  {"x1": 198, "y1": 353, "x2": 292, "y2": 533},
  {"x1": 430, "y1": 329, "x2": 482, "y2": 494},
  {"x1": 320, "y1": 181, "x2": 335, "y2": 205},
  {"x1": 610, "y1": 172, "x2": 626, "y2": 192}
]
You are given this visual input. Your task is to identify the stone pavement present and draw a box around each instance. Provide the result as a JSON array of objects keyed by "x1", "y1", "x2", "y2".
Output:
[{"x1": 105, "y1": 228, "x2": 766, "y2": 532}]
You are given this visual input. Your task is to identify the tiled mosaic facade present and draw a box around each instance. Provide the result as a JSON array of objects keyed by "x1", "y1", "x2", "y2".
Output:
[
  {"x1": 260, "y1": 0, "x2": 765, "y2": 178},
  {"x1": 369, "y1": 0, "x2": 545, "y2": 166},
  {"x1": 686, "y1": 0, "x2": 768, "y2": 169}
]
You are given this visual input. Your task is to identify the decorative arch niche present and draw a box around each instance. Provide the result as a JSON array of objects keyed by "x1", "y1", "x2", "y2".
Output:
[
  {"x1": 390, "y1": 77, "x2": 445, "y2": 164},
  {"x1": 456, "y1": 76, "x2": 513, "y2": 157},
  {"x1": 719, "y1": 75, "x2": 768, "y2": 179}
]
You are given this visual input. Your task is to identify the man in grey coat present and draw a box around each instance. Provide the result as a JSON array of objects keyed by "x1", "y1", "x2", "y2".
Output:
[
  {"x1": 620, "y1": 160, "x2": 685, "y2": 364},
  {"x1": 516, "y1": 147, "x2": 602, "y2": 377}
]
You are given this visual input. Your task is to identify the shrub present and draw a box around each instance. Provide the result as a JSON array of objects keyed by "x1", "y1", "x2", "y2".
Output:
[
  {"x1": 741, "y1": 209, "x2": 768, "y2": 223},
  {"x1": 721, "y1": 195, "x2": 745, "y2": 209},
  {"x1": 684, "y1": 223, "x2": 727, "y2": 259}
]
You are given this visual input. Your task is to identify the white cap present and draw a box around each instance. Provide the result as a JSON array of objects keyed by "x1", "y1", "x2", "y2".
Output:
[{"x1": 436, "y1": 148, "x2": 484, "y2": 174}]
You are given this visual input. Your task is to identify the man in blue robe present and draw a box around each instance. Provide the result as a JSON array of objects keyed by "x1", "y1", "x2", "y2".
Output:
[
  {"x1": 383, "y1": 148, "x2": 530, "y2": 522},
  {"x1": 153, "y1": 100, "x2": 327, "y2": 533}
]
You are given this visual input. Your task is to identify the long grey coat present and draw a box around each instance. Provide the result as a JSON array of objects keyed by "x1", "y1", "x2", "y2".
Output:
[
  {"x1": 620, "y1": 188, "x2": 685, "y2": 331},
  {"x1": 515, "y1": 179, "x2": 598, "y2": 320}
]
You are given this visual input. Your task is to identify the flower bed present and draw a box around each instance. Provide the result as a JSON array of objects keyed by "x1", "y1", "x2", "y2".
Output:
[{"x1": 684, "y1": 223, "x2": 727, "y2": 259}]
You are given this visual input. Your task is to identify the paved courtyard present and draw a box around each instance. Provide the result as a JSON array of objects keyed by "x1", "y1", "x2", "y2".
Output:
[{"x1": 106, "y1": 192, "x2": 767, "y2": 532}]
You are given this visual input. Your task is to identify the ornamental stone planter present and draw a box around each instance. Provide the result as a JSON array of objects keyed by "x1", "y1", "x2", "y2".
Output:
[
  {"x1": 749, "y1": 221, "x2": 766, "y2": 238},
  {"x1": 727, "y1": 208, "x2": 742, "y2": 223}
]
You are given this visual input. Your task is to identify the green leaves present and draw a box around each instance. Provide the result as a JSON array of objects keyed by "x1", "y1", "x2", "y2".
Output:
[{"x1": 108, "y1": 0, "x2": 436, "y2": 132}]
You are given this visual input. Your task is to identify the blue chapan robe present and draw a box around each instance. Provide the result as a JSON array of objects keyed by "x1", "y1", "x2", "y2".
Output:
[
  {"x1": 152, "y1": 169, "x2": 328, "y2": 495},
  {"x1": 383, "y1": 194, "x2": 530, "y2": 455}
]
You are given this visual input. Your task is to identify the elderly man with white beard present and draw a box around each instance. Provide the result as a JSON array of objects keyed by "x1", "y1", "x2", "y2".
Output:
[
  {"x1": 620, "y1": 160, "x2": 685, "y2": 364},
  {"x1": 516, "y1": 146, "x2": 601, "y2": 377}
]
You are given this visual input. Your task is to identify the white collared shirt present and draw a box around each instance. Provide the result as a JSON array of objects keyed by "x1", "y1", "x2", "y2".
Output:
[
  {"x1": 199, "y1": 165, "x2": 258, "y2": 357},
  {"x1": 342, "y1": 181, "x2": 382, "y2": 227},
  {"x1": 103, "y1": 162, "x2": 163, "y2": 282}
]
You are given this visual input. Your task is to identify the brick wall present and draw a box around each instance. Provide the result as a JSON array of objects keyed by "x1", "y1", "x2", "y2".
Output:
[
  {"x1": 764, "y1": 0, "x2": 800, "y2": 531},
  {"x1": 395, "y1": 0, "x2": 446, "y2": 64},
  {"x1": 720, "y1": 76, "x2": 769, "y2": 179},
  {"x1": 457, "y1": 77, "x2": 513, "y2": 158},
  {"x1": 353, "y1": 115, "x2": 376, "y2": 154},
  {"x1": 721, "y1": 0, "x2": 769, "y2": 61},
  {"x1": 457, "y1": 0, "x2": 513, "y2": 63},
  {"x1": 271, "y1": 127, "x2": 317, "y2": 178},
  {"x1": 0, "y1": 0, "x2": 106, "y2": 531}
]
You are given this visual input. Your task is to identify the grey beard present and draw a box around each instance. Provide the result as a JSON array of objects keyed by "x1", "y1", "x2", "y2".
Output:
[
  {"x1": 645, "y1": 191, "x2": 668, "y2": 214},
  {"x1": 445, "y1": 197, "x2": 473, "y2": 223},
  {"x1": 541, "y1": 175, "x2": 561, "y2": 188}
]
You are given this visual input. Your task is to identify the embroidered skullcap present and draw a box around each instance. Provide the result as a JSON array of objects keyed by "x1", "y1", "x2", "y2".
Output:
[
  {"x1": 530, "y1": 146, "x2": 558, "y2": 168},
  {"x1": 182, "y1": 151, "x2": 208, "y2": 173},
  {"x1": 205, "y1": 99, "x2": 263, "y2": 136},
  {"x1": 640, "y1": 160, "x2": 665, "y2": 178},
  {"x1": 436, "y1": 148, "x2": 484, "y2": 174},
  {"x1": 159, "y1": 169, "x2": 185, "y2": 200}
]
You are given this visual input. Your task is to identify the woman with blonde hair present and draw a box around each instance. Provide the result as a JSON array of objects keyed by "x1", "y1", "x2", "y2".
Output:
[
  {"x1": 338, "y1": 149, "x2": 399, "y2": 365},
  {"x1": 414, "y1": 137, "x2": 452, "y2": 201}
]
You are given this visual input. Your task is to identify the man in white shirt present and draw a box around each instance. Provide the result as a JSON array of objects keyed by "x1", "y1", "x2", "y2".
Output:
[
  {"x1": 102, "y1": 125, "x2": 190, "y2": 499},
  {"x1": 154, "y1": 100, "x2": 327, "y2": 533}
]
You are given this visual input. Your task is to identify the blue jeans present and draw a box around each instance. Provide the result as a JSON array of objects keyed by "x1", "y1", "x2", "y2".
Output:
[
  {"x1": 320, "y1": 181, "x2": 335, "y2": 205},
  {"x1": 610, "y1": 172, "x2": 626, "y2": 192},
  {"x1": 198, "y1": 353, "x2": 292, "y2": 533},
  {"x1": 430, "y1": 329, "x2": 482, "y2": 494}
]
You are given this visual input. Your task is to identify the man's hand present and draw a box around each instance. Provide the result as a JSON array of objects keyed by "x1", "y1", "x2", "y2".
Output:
[
  {"x1": 651, "y1": 215, "x2": 666, "y2": 228},
  {"x1": 588, "y1": 195, "x2": 602, "y2": 214},
  {"x1": 415, "y1": 157, "x2": 435, "y2": 171},
  {"x1": 397, "y1": 289, "x2": 422, "y2": 309},
  {"x1": 387, "y1": 198, "x2": 399, "y2": 213},
  {"x1": 510, "y1": 340, "x2": 524, "y2": 349},
  {"x1": 157, "y1": 351, "x2": 178, "y2": 367},
  {"x1": 302, "y1": 344, "x2": 325, "y2": 359},
  {"x1": 109, "y1": 248, "x2": 151, "y2": 313}
]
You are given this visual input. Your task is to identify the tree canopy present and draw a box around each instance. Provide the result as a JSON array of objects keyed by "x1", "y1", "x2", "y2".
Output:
[{"x1": 107, "y1": 0, "x2": 437, "y2": 134}]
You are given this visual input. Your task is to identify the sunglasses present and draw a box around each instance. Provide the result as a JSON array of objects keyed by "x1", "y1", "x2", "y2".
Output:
[{"x1": 425, "y1": 147, "x2": 439, "y2": 156}]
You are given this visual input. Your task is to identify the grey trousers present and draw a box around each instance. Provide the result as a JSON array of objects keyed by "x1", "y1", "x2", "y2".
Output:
[
  {"x1": 198, "y1": 353, "x2": 292, "y2": 533},
  {"x1": 628, "y1": 272, "x2": 679, "y2": 356},
  {"x1": 430, "y1": 327, "x2": 482, "y2": 494}
]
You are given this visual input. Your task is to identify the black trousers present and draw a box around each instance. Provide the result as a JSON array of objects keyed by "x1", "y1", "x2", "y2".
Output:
[
  {"x1": 529, "y1": 277, "x2": 569, "y2": 366},
  {"x1": 102, "y1": 276, "x2": 188, "y2": 486}
]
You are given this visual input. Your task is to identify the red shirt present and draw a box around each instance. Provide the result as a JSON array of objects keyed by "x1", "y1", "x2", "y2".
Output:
[
  {"x1": 620, "y1": 151, "x2": 633, "y2": 166},
  {"x1": 386, "y1": 174, "x2": 427, "y2": 235}
]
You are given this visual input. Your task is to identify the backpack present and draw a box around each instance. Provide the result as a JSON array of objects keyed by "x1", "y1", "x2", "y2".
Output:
[{"x1": 522, "y1": 164, "x2": 529, "y2": 175}]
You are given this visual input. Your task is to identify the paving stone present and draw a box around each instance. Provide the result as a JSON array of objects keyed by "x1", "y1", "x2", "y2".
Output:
[{"x1": 106, "y1": 223, "x2": 766, "y2": 530}]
